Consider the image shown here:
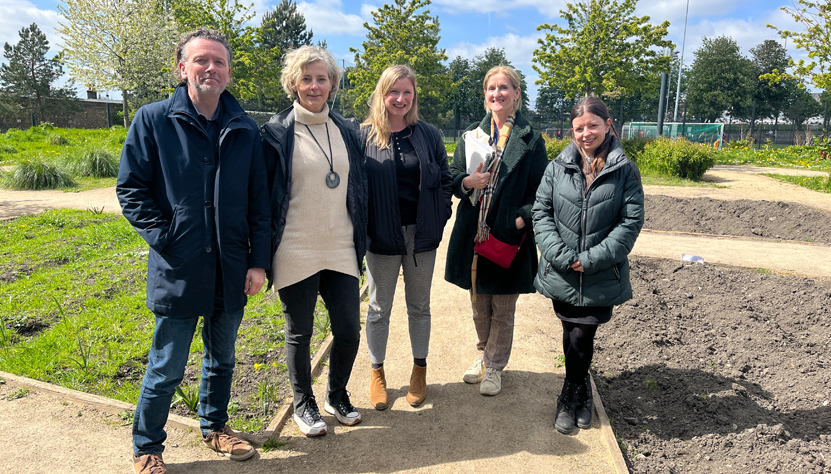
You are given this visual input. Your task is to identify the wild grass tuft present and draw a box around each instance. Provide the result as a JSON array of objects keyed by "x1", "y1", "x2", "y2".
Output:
[
  {"x1": 1, "y1": 158, "x2": 75, "y2": 190},
  {"x1": 62, "y1": 149, "x2": 119, "y2": 178},
  {"x1": 47, "y1": 134, "x2": 69, "y2": 146}
]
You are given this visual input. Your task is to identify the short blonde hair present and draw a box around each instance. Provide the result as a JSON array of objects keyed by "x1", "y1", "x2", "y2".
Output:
[
  {"x1": 361, "y1": 65, "x2": 419, "y2": 150},
  {"x1": 280, "y1": 45, "x2": 341, "y2": 101},
  {"x1": 482, "y1": 65, "x2": 522, "y2": 113}
]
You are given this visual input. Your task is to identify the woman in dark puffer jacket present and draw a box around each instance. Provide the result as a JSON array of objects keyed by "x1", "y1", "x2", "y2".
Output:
[{"x1": 533, "y1": 97, "x2": 644, "y2": 435}]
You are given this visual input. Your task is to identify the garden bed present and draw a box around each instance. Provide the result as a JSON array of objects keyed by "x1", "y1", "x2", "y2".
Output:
[{"x1": 596, "y1": 194, "x2": 831, "y2": 473}]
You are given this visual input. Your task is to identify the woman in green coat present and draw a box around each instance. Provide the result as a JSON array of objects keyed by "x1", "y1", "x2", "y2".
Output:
[
  {"x1": 532, "y1": 97, "x2": 644, "y2": 434},
  {"x1": 445, "y1": 65, "x2": 548, "y2": 397}
]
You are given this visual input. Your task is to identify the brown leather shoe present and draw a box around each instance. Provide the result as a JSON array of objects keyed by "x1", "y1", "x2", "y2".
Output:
[
  {"x1": 202, "y1": 425, "x2": 256, "y2": 461},
  {"x1": 406, "y1": 364, "x2": 427, "y2": 407},
  {"x1": 370, "y1": 366, "x2": 388, "y2": 410},
  {"x1": 133, "y1": 453, "x2": 167, "y2": 474}
]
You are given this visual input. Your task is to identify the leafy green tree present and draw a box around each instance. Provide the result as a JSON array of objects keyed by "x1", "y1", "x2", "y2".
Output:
[
  {"x1": 349, "y1": 0, "x2": 451, "y2": 123},
  {"x1": 535, "y1": 83, "x2": 569, "y2": 128},
  {"x1": 783, "y1": 82, "x2": 823, "y2": 130},
  {"x1": 685, "y1": 36, "x2": 755, "y2": 122},
  {"x1": 750, "y1": 40, "x2": 791, "y2": 121},
  {"x1": 0, "y1": 23, "x2": 80, "y2": 123},
  {"x1": 171, "y1": 0, "x2": 281, "y2": 102},
  {"x1": 58, "y1": 0, "x2": 178, "y2": 126},
  {"x1": 260, "y1": 0, "x2": 313, "y2": 54},
  {"x1": 766, "y1": 0, "x2": 831, "y2": 90},
  {"x1": 533, "y1": 0, "x2": 673, "y2": 99}
]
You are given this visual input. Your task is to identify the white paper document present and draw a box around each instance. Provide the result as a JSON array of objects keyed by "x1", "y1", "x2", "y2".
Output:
[{"x1": 462, "y1": 131, "x2": 493, "y2": 175}]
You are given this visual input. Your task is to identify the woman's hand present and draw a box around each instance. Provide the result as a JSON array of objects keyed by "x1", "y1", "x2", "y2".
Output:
[
  {"x1": 570, "y1": 260, "x2": 584, "y2": 272},
  {"x1": 515, "y1": 216, "x2": 525, "y2": 229},
  {"x1": 462, "y1": 162, "x2": 491, "y2": 190}
]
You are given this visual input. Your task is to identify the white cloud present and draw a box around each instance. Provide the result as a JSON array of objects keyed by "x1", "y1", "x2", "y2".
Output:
[
  {"x1": 0, "y1": 0, "x2": 62, "y2": 51},
  {"x1": 296, "y1": 0, "x2": 368, "y2": 36},
  {"x1": 447, "y1": 32, "x2": 544, "y2": 69}
]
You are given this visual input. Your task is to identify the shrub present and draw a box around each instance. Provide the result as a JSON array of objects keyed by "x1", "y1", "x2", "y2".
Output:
[
  {"x1": 638, "y1": 137, "x2": 716, "y2": 180},
  {"x1": 47, "y1": 134, "x2": 69, "y2": 146},
  {"x1": 0, "y1": 144, "x2": 17, "y2": 154},
  {"x1": 1, "y1": 159, "x2": 75, "y2": 190},
  {"x1": 620, "y1": 137, "x2": 653, "y2": 163},
  {"x1": 544, "y1": 135, "x2": 571, "y2": 161},
  {"x1": 62, "y1": 149, "x2": 119, "y2": 178}
]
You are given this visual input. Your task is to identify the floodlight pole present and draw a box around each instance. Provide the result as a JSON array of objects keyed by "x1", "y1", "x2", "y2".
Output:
[{"x1": 673, "y1": 0, "x2": 690, "y2": 121}]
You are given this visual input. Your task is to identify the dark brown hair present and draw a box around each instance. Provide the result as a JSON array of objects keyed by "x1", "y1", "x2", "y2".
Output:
[
  {"x1": 570, "y1": 97, "x2": 617, "y2": 163},
  {"x1": 174, "y1": 28, "x2": 233, "y2": 82}
]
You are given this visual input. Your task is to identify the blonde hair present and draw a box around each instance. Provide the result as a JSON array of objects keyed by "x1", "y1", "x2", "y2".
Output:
[
  {"x1": 361, "y1": 65, "x2": 419, "y2": 150},
  {"x1": 280, "y1": 45, "x2": 341, "y2": 101},
  {"x1": 482, "y1": 65, "x2": 522, "y2": 113}
]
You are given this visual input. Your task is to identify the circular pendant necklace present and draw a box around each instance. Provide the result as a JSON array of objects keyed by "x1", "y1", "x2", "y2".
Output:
[{"x1": 304, "y1": 122, "x2": 340, "y2": 188}]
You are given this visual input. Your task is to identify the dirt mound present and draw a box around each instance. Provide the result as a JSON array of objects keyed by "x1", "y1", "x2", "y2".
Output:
[
  {"x1": 645, "y1": 195, "x2": 831, "y2": 243},
  {"x1": 595, "y1": 256, "x2": 831, "y2": 473}
]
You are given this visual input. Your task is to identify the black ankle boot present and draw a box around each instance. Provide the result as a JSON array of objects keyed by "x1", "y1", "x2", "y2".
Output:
[
  {"x1": 575, "y1": 375, "x2": 594, "y2": 429},
  {"x1": 554, "y1": 379, "x2": 577, "y2": 434}
]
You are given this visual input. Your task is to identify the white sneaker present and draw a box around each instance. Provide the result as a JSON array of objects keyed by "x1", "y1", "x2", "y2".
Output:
[
  {"x1": 480, "y1": 368, "x2": 502, "y2": 396},
  {"x1": 462, "y1": 356, "x2": 485, "y2": 384},
  {"x1": 293, "y1": 397, "x2": 327, "y2": 437},
  {"x1": 324, "y1": 396, "x2": 362, "y2": 426}
]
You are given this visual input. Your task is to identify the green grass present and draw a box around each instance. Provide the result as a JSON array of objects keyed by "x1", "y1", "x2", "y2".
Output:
[
  {"x1": 0, "y1": 125, "x2": 126, "y2": 167},
  {"x1": 761, "y1": 173, "x2": 831, "y2": 193},
  {"x1": 0, "y1": 125, "x2": 126, "y2": 190},
  {"x1": 716, "y1": 144, "x2": 831, "y2": 172},
  {"x1": 0, "y1": 209, "x2": 285, "y2": 405}
]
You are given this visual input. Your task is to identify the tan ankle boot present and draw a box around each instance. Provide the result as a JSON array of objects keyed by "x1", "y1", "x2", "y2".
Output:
[
  {"x1": 406, "y1": 364, "x2": 427, "y2": 407},
  {"x1": 370, "y1": 366, "x2": 388, "y2": 410}
]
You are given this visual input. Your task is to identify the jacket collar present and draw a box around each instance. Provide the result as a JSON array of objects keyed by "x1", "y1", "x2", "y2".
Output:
[
  {"x1": 168, "y1": 83, "x2": 247, "y2": 129},
  {"x1": 476, "y1": 111, "x2": 533, "y2": 175}
]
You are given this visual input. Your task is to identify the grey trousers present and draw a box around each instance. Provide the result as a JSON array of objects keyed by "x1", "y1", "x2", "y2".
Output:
[
  {"x1": 471, "y1": 293, "x2": 520, "y2": 371},
  {"x1": 366, "y1": 225, "x2": 437, "y2": 364}
]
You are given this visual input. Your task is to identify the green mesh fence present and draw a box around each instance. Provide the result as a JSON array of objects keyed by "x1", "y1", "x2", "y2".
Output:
[{"x1": 627, "y1": 122, "x2": 725, "y2": 149}]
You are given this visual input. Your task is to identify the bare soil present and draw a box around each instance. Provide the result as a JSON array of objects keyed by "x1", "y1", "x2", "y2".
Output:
[{"x1": 598, "y1": 192, "x2": 831, "y2": 473}]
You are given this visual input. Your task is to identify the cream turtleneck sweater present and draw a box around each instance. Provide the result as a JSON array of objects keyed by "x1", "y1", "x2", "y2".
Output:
[{"x1": 271, "y1": 101, "x2": 359, "y2": 290}]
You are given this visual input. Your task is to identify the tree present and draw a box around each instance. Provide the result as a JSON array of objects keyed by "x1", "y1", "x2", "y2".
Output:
[
  {"x1": 750, "y1": 40, "x2": 791, "y2": 121},
  {"x1": 767, "y1": 0, "x2": 831, "y2": 90},
  {"x1": 532, "y1": 0, "x2": 673, "y2": 99},
  {"x1": 685, "y1": 36, "x2": 755, "y2": 122},
  {"x1": 0, "y1": 23, "x2": 79, "y2": 123},
  {"x1": 783, "y1": 82, "x2": 823, "y2": 130},
  {"x1": 58, "y1": 0, "x2": 178, "y2": 127},
  {"x1": 349, "y1": 0, "x2": 452, "y2": 123},
  {"x1": 535, "y1": 83, "x2": 569, "y2": 129},
  {"x1": 260, "y1": 0, "x2": 313, "y2": 55}
]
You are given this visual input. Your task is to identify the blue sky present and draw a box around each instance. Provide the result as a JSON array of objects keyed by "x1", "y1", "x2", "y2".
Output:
[{"x1": 0, "y1": 0, "x2": 806, "y2": 107}]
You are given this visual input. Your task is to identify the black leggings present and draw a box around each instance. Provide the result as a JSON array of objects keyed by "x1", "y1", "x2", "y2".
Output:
[{"x1": 561, "y1": 321, "x2": 599, "y2": 384}]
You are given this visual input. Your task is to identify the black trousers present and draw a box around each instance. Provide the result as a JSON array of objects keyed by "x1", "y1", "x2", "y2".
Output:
[{"x1": 278, "y1": 270, "x2": 361, "y2": 411}]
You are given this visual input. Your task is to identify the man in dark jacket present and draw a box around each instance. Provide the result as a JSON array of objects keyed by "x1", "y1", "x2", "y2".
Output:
[{"x1": 117, "y1": 28, "x2": 270, "y2": 474}]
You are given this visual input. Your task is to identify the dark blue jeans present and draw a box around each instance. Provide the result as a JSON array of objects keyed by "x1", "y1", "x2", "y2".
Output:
[
  {"x1": 132, "y1": 297, "x2": 243, "y2": 455},
  {"x1": 278, "y1": 270, "x2": 361, "y2": 413}
]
